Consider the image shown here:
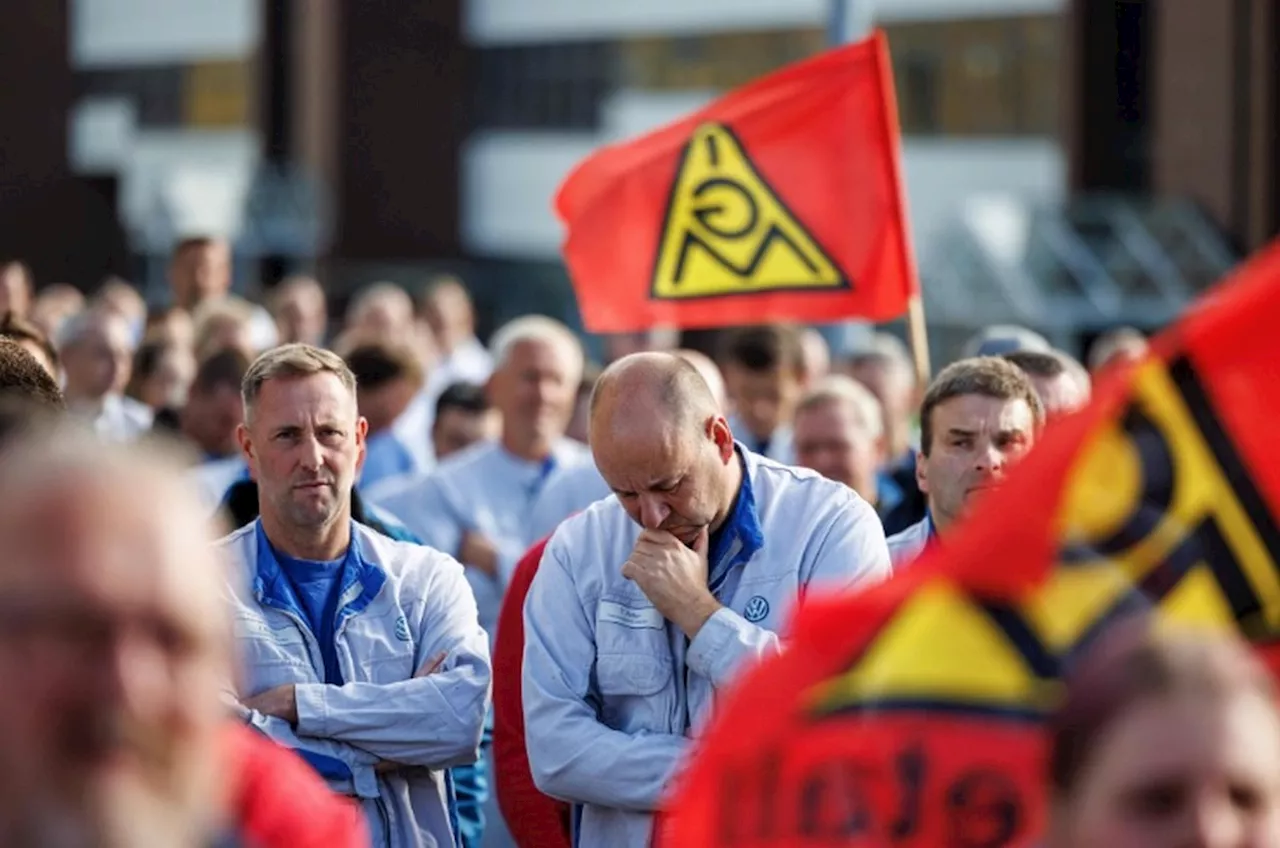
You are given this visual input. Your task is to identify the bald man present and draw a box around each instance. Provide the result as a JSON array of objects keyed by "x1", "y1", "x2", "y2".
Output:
[
  {"x1": 522, "y1": 353, "x2": 890, "y2": 847},
  {"x1": 526, "y1": 348, "x2": 729, "y2": 542},
  {"x1": 0, "y1": 433, "x2": 234, "y2": 846}
]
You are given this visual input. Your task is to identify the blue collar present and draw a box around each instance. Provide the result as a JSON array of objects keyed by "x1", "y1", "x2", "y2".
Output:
[
  {"x1": 252, "y1": 520, "x2": 386, "y2": 629},
  {"x1": 707, "y1": 447, "x2": 765, "y2": 593},
  {"x1": 923, "y1": 510, "x2": 938, "y2": 542}
]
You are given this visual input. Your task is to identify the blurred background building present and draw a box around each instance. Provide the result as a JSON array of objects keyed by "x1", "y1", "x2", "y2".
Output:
[{"x1": 0, "y1": 0, "x2": 1271, "y2": 361}]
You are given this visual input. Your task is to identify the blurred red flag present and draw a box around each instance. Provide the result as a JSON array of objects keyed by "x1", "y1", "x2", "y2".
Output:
[
  {"x1": 656, "y1": 239, "x2": 1280, "y2": 847},
  {"x1": 555, "y1": 31, "x2": 914, "y2": 333}
]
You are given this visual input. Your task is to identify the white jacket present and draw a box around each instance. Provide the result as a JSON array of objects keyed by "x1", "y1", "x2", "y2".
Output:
[
  {"x1": 527, "y1": 462, "x2": 612, "y2": 542},
  {"x1": 372, "y1": 438, "x2": 595, "y2": 640},
  {"x1": 522, "y1": 449, "x2": 891, "y2": 847},
  {"x1": 219, "y1": 520, "x2": 491, "y2": 848}
]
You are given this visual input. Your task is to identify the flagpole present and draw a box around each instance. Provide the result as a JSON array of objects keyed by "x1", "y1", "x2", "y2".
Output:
[{"x1": 829, "y1": 0, "x2": 930, "y2": 386}]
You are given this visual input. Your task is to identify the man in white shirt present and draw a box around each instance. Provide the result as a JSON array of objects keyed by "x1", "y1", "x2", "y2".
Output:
[
  {"x1": 220, "y1": 344, "x2": 490, "y2": 847},
  {"x1": 418, "y1": 276, "x2": 492, "y2": 390},
  {"x1": 373, "y1": 315, "x2": 592, "y2": 641},
  {"x1": 886, "y1": 356, "x2": 1044, "y2": 568},
  {"x1": 523, "y1": 353, "x2": 891, "y2": 847},
  {"x1": 56, "y1": 308, "x2": 152, "y2": 441},
  {"x1": 792, "y1": 374, "x2": 887, "y2": 508}
]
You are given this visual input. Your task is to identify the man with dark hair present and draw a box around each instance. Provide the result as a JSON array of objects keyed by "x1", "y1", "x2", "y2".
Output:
[
  {"x1": 183, "y1": 347, "x2": 252, "y2": 461},
  {"x1": 1001, "y1": 348, "x2": 1091, "y2": 419},
  {"x1": 0, "y1": 339, "x2": 64, "y2": 410},
  {"x1": 433, "y1": 381, "x2": 500, "y2": 462},
  {"x1": 887, "y1": 356, "x2": 1045, "y2": 567},
  {"x1": 344, "y1": 340, "x2": 428, "y2": 490},
  {"x1": 0, "y1": 310, "x2": 58, "y2": 377},
  {"x1": 718, "y1": 323, "x2": 807, "y2": 463}
]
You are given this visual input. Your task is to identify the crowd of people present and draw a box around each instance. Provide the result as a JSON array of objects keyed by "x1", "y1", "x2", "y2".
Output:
[{"x1": 1, "y1": 239, "x2": 1274, "y2": 848}]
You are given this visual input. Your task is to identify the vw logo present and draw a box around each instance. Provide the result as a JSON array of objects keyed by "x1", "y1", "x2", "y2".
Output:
[{"x1": 743, "y1": 595, "x2": 770, "y2": 623}]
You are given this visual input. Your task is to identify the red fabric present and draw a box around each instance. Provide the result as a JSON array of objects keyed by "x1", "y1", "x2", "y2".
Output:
[
  {"x1": 658, "y1": 239, "x2": 1280, "y2": 846},
  {"x1": 224, "y1": 723, "x2": 369, "y2": 848},
  {"x1": 556, "y1": 30, "x2": 914, "y2": 333},
  {"x1": 493, "y1": 537, "x2": 572, "y2": 848}
]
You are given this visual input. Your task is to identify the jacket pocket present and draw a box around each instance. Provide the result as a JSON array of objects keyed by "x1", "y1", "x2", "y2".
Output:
[{"x1": 594, "y1": 613, "x2": 675, "y2": 733}]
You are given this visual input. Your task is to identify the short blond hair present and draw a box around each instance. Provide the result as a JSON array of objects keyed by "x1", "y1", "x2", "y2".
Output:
[
  {"x1": 798, "y1": 374, "x2": 884, "y2": 440},
  {"x1": 241, "y1": 343, "x2": 356, "y2": 420}
]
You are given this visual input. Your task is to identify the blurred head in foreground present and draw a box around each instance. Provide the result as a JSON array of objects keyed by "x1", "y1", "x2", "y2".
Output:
[
  {"x1": 1049, "y1": 622, "x2": 1280, "y2": 848},
  {"x1": 0, "y1": 432, "x2": 232, "y2": 847}
]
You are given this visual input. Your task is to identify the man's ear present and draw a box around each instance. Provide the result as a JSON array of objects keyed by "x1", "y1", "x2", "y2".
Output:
[
  {"x1": 914, "y1": 449, "x2": 928, "y2": 495},
  {"x1": 236, "y1": 423, "x2": 257, "y2": 480},
  {"x1": 354, "y1": 416, "x2": 369, "y2": 474},
  {"x1": 709, "y1": 415, "x2": 734, "y2": 462}
]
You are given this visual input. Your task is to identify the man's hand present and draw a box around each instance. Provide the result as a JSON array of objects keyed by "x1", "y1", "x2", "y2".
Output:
[
  {"x1": 241, "y1": 684, "x2": 298, "y2": 725},
  {"x1": 458, "y1": 530, "x2": 499, "y2": 579},
  {"x1": 621, "y1": 528, "x2": 721, "y2": 640}
]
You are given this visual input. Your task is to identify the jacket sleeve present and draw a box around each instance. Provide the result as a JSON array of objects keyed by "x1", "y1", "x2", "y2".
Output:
[
  {"x1": 293, "y1": 552, "x2": 492, "y2": 769},
  {"x1": 522, "y1": 535, "x2": 688, "y2": 812},
  {"x1": 494, "y1": 540, "x2": 572, "y2": 848},
  {"x1": 686, "y1": 491, "x2": 892, "y2": 690},
  {"x1": 236, "y1": 705, "x2": 384, "y2": 800}
]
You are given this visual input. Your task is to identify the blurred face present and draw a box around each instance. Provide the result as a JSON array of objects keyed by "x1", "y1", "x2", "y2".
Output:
[
  {"x1": 1033, "y1": 372, "x2": 1090, "y2": 419},
  {"x1": 169, "y1": 242, "x2": 231, "y2": 310},
  {"x1": 239, "y1": 373, "x2": 367, "y2": 533},
  {"x1": 146, "y1": 310, "x2": 195, "y2": 351},
  {"x1": 349, "y1": 294, "x2": 413, "y2": 338},
  {"x1": 181, "y1": 384, "x2": 244, "y2": 459},
  {"x1": 424, "y1": 287, "x2": 471, "y2": 352},
  {"x1": 274, "y1": 283, "x2": 327, "y2": 347},
  {"x1": 917, "y1": 394, "x2": 1035, "y2": 532},
  {"x1": 30, "y1": 287, "x2": 85, "y2": 340},
  {"x1": 724, "y1": 364, "x2": 803, "y2": 442},
  {"x1": 490, "y1": 339, "x2": 579, "y2": 446},
  {"x1": 0, "y1": 264, "x2": 32, "y2": 317},
  {"x1": 196, "y1": 317, "x2": 255, "y2": 362},
  {"x1": 356, "y1": 377, "x2": 418, "y2": 437},
  {"x1": 848, "y1": 360, "x2": 916, "y2": 456},
  {"x1": 63, "y1": 317, "x2": 134, "y2": 401},
  {"x1": 793, "y1": 400, "x2": 885, "y2": 505},
  {"x1": 139, "y1": 349, "x2": 196, "y2": 410},
  {"x1": 0, "y1": 477, "x2": 228, "y2": 847},
  {"x1": 1059, "y1": 692, "x2": 1280, "y2": 848},
  {"x1": 594, "y1": 414, "x2": 734, "y2": 546},
  {"x1": 432, "y1": 407, "x2": 500, "y2": 461}
]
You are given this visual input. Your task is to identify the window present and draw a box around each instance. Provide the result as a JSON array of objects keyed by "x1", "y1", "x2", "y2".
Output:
[
  {"x1": 886, "y1": 15, "x2": 1062, "y2": 138},
  {"x1": 472, "y1": 42, "x2": 613, "y2": 131}
]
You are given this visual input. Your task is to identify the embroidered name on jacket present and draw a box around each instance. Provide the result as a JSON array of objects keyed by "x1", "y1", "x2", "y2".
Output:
[{"x1": 598, "y1": 600, "x2": 665, "y2": 630}]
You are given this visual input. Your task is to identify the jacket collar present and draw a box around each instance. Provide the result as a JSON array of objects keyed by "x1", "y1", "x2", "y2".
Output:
[
  {"x1": 708, "y1": 444, "x2": 765, "y2": 591},
  {"x1": 251, "y1": 519, "x2": 387, "y2": 627}
]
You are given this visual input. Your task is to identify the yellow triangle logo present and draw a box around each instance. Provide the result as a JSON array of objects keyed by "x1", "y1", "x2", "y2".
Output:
[
  {"x1": 807, "y1": 583, "x2": 1053, "y2": 717},
  {"x1": 650, "y1": 123, "x2": 849, "y2": 300}
]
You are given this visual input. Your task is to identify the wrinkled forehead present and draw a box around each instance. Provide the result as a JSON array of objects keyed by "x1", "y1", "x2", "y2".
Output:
[
  {"x1": 254, "y1": 373, "x2": 358, "y2": 423},
  {"x1": 593, "y1": 419, "x2": 695, "y2": 484},
  {"x1": 933, "y1": 393, "x2": 1034, "y2": 433}
]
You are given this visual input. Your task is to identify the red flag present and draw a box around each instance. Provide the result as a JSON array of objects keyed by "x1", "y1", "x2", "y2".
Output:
[
  {"x1": 657, "y1": 239, "x2": 1280, "y2": 846},
  {"x1": 556, "y1": 31, "x2": 914, "y2": 334}
]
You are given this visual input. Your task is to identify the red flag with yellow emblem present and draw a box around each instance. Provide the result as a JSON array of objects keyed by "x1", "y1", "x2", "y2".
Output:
[
  {"x1": 656, "y1": 239, "x2": 1280, "y2": 846},
  {"x1": 555, "y1": 31, "x2": 914, "y2": 333}
]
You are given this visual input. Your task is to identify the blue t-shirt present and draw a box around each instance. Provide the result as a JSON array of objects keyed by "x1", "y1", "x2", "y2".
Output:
[{"x1": 276, "y1": 551, "x2": 347, "y2": 685}]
